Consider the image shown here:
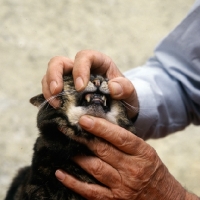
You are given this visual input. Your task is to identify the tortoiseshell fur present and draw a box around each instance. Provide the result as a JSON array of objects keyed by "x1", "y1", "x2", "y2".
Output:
[{"x1": 5, "y1": 74, "x2": 135, "y2": 200}]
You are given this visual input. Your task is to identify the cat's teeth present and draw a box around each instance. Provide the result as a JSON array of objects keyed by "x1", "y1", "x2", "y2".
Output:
[
  {"x1": 102, "y1": 95, "x2": 106, "y2": 101},
  {"x1": 85, "y1": 94, "x2": 91, "y2": 102},
  {"x1": 104, "y1": 99, "x2": 107, "y2": 106},
  {"x1": 102, "y1": 95, "x2": 107, "y2": 106}
]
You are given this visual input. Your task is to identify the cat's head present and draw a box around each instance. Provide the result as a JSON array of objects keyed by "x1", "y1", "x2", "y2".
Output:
[{"x1": 30, "y1": 74, "x2": 135, "y2": 138}]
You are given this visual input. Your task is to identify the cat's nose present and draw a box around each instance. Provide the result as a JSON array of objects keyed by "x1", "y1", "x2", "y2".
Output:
[{"x1": 92, "y1": 79, "x2": 101, "y2": 87}]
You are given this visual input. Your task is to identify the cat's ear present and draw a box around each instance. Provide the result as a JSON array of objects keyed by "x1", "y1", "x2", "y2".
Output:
[{"x1": 30, "y1": 94, "x2": 45, "y2": 107}]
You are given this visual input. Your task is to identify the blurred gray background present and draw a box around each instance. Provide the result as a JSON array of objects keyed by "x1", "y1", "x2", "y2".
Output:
[{"x1": 0, "y1": 0, "x2": 199, "y2": 198}]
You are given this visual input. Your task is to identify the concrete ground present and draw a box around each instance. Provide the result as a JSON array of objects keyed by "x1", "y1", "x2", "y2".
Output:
[{"x1": 0, "y1": 0, "x2": 199, "y2": 198}]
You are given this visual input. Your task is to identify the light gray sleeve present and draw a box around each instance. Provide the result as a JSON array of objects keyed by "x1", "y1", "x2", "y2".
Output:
[{"x1": 124, "y1": 0, "x2": 200, "y2": 140}]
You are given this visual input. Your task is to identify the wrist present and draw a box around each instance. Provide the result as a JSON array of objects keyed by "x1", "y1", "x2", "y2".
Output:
[
  {"x1": 156, "y1": 166, "x2": 186, "y2": 199},
  {"x1": 138, "y1": 160, "x2": 187, "y2": 200},
  {"x1": 154, "y1": 164, "x2": 200, "y2": 200}
]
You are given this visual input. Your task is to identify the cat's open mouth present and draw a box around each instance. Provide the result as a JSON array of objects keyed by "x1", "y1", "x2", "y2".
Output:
[
  {"x1": 76, "y1": 76, "x2": 111, "y2": 114},
  {"x1": 85, "y1": 93, "x2": 107, "y2": 106},
  {"x1": 81, "y1": 92, "x2": 110, "y2": 112}
]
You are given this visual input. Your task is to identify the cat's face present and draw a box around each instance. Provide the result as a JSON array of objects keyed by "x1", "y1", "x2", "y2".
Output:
[
  {"x1": 30, "y1": 74, "x2": 135, "y2": 139},
  {"x1": 61, "y1": 74, "x2": 123, "y2": 126}
]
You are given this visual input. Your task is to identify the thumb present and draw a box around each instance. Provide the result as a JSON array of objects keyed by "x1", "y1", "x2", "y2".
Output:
[
  {"x1": 108, "y1": 77, "x2": 139, "y2": 119},
  {"x1": 108, "y1": 77, "x2": 134, "y2": 99}
]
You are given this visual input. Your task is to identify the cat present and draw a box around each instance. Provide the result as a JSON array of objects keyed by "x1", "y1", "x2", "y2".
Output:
[{"x1": 5, "y1": 74, "x2": 135, "y2": 200}]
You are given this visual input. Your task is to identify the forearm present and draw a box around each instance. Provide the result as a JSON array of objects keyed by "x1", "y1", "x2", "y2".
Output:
[
  {"x1": 125, "y1": 65, "x2": 190, "y2": 139},
  {"x1": 124, "y1": 1, "x2": 200, "y2": 139}
]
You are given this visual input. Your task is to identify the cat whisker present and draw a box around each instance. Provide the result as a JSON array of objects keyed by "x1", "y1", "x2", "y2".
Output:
[
  {"x1": 121, "y1": 100, "x2": 139, "y2": 113},
  {"x1": 39, "y1": 90, "x2": 75, "y2": 109},
  {"x1": 121, "y1": 100, "x2": 155, "y2": 119}
]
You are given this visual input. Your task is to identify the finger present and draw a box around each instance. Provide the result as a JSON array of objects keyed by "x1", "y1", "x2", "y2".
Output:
[
  {"x1": 79, "y1": 115, "x2": 146, "y2": 155},
  {"x1": 46, "y1": 56, "x2": 74, "y2": 95},
  {"x1": 42, "y1": 75, "x2": 51, "y2": 100},
  {"x1": 73, "y1": 155, "x2": 121, "y2": 188},
  {"x1": 73, "y1": 142, "x2": 141, "y2": 176},
  {"x1": 77, "y1": 136, "x2": 135, "y2": 170},
  {"x1": 42, "y1": 56, "x2": 74, "y2": 107},
  {"x1": 41, "y1": 75, "x2": 60, "y2": 108},
  {"x1": 55, "y1": 170, "x2": 113, "y2": 200},
  {"x1": 72, "y1": 50, "x2": 123, "y2": 91},
  {"x1": 108, "y1": 77, "x2": 139, "y2": 118},
  {"x1": 74, "y1": 137, "x2": 158, "y2": 181}
]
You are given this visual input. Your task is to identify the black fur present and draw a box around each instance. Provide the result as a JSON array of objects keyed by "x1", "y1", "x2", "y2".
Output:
[{"x1": 5, "y1": 75, "x2": 135, "y2": 200}]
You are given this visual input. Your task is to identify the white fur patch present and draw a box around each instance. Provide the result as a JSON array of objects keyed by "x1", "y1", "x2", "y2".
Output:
[
  {"x1": 106, "y1": 104, "x2": 119, "y2": 124},
  {"x1": 67, "y1": 106, "x2": 87, "y2": 126},
  {"x1": 67, "y1": 102, "x2": 119, "y2": 126}
]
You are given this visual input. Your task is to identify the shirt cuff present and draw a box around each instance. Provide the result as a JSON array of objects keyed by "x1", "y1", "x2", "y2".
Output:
[{"x1": 128, "y1": 78, "x2": 158, "y2": 139}]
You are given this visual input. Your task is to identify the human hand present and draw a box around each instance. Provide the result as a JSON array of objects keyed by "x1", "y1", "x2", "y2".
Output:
[
  {"x1": 42, "y1": 50, "x2": 138, "y2": 118},
  {"x1": 55, "y1": 115, "x2": 189, "y2": 200}
]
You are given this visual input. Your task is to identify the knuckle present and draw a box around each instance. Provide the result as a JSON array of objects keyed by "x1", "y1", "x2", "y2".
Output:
[
  {"x1": 90, "y1": 158, "x2": 104, "y2": 177},
  {"x1": 124, "y1": 159, "x2": 145, "y2": 179},
  {"x1": 95, "y1": 142, "x2": 111, "y2": 158},
  {"x1": 75, "y1": 50, "x2": 97, "y2": 65},
  {"x1": 48, "y1": 56, "x2": 59, "y2": 66},
  {"x1": 145, "y1": 144, "x2": 157, "y2": 161},
  {"x1": 75, "y1": 50, "x2": 91, "y2": 58},
  {"x1": 113, "y1": 190, "x2": 134, "y2": 200},
  {"x1": 134, "y1": 163, "x2": 147, "y2": 179},
  {"x1": 116, "y1": 129, "x2": 134, "y2": 149},
  {"x1": 133, "y1": 147, "x2": 159, "y2": 179},
  {"x1": 48, "y1": 56, "x2": 68, "y2": 69}
]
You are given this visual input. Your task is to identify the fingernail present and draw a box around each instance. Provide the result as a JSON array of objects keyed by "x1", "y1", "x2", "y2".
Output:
[
  {"x1": 75, "y1": 77, "x2": 84, "y2": 91},
  {"x1": 79, "y1": 116, "x2": 94, "y2": 129},
  {"x1": 109, "y1": 82, "x2": 122, "y2": 96},
  {"x1": 50, "y1": 81, "x2": 58, "y2": 95},
  {"x1": 55, "y1": 170, "x2": 65, "y2": 181}
]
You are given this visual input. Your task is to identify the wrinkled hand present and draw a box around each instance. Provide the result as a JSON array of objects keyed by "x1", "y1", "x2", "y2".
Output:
[
  {"x1": 55, "y1": 115, "x2": 188, "y2": 200},
  {"x1": 42, "y1": 50, "x2": 138, "y2": 118}
]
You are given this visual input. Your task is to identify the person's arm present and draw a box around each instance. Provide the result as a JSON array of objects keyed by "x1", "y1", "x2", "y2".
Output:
[{"x1": 125, "y1": 0, "x2": 200, "y2": 139}]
